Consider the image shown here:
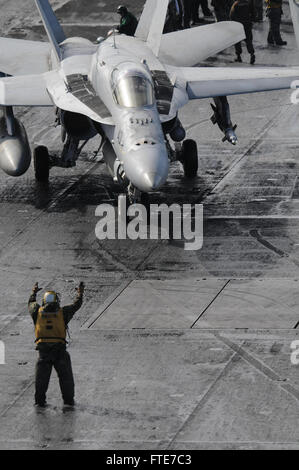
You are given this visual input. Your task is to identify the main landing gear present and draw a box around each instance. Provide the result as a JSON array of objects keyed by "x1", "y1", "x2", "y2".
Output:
[
  {"x1": 33, "y1": 136, "x2": 87, "y2": 183},
  {"x1": 180, "y1": 139, "x2": 198, "y2": 178},
  {"x1": 34, "y1": 146, "x2": 50, "y2": 182},
  {"x1": 165, "y1": 117, "x2": 198, "y2": 178},
  {"x1": 167, "y1": 138, "x2": 199, "y2": 179}
]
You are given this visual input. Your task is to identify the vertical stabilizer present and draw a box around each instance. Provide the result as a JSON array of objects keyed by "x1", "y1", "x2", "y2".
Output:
[
  {"x1": 135, "y1": 0, "x2": 169, "y2": 56},
  {"x1": 35, "y1": 0, "x2": 66, "y2": 60},
  {"x1": 135, "y1": 0, "x2": 157, "y2": 41}
]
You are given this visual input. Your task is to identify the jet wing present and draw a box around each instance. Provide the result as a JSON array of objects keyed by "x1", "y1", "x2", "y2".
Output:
[
  {"x1": 171, "y1": 66, "x2": 299, "y2": 98},
  {"x1": 0, "y1": 69, "x2": 113, "y2": 124},
  {"x1": 0, "y1": 38, "x2": 51, "y2": 76},
  {"x1": 0, "y1": 74, "x2": 52, "y2": 106},
  {"x1": 159, "y1": 22, "x2": 245, "y2": 66}
]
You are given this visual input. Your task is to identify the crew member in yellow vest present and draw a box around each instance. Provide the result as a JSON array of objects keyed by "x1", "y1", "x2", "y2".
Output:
[{"x1": 28, "y1": 281, "x2": 85, "y2": 408}]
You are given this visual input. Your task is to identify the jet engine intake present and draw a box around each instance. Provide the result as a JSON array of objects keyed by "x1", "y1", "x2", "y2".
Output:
[
  {"x1": 61, "y1": 111, "x2": 98, "y2": 141},
  {"x1": 163, "y1": 116, "x2": 186, "y2": 142}
]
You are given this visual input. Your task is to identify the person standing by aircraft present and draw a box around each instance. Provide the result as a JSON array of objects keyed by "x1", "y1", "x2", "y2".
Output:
[
  {"x1": 253, "y1": 0, "x2": 263, "y2": 21},
  {"x1": 116, "y1": 5, "x2": 138, "y2": 36},
  {"x1": 29, "y1": 281, "x2": 85, "y2": 408},
  {"x1": 176, "y1": 0, "x2": 184, "y2": 28},
  {"x1": 192, "y1": 0, "x2": 214, "y2": 24},
  {"x1": 230, "y1": 0, "x2": 256, "y2": 64},
  {"x1": 183, "y1": 0, "x2": 193, "y2": 27},
  {"x1": 266, "y1": 0, "x2": 287, "y2": 45},
  {"x1": 211, "y1": 0, "x2": 229, "y2": 21},
  {"x1": 164, "y1": 0, "x2": 183, "y2": 32}
]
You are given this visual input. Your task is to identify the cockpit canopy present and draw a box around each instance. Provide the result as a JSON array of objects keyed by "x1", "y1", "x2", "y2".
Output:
[{"x1": 112, "y1": 64, "x2": 154, "y2": 108}]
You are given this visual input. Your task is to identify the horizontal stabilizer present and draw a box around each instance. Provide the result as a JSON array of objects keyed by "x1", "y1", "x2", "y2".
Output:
[
  {"x1": 35, "y1": 0, "x2": 66, "y2": 60},
  {"x1": 0, "y1": 74, "x2": 52, "y2": 106},
  {"x1": 0, "y1": 71, "x2": 114, "y2": 123},
  {"x1": 0, "y1": 38, "x2": 51, "y2": 76},
  {"x1": 174, "y1": 66, "x2": 299, "y2": 99},
  {"x1": 159, "y1": 22, "x2": 245, "y2": 66}
]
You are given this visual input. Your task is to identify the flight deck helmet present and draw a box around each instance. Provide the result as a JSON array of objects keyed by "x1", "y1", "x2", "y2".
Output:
[
  {"x1": 117, "y1": 5, "x2": 128, "y2": 16},
  {"x1": 42, "y1": 291, "x2": 60, "y2": 307}
]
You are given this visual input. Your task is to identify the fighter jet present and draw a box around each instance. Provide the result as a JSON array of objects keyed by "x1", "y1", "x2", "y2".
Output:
[{"x1": 1, "y1": 0, "x2": 299, "y2": 202}]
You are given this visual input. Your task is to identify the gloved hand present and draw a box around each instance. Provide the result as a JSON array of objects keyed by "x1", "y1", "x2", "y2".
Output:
[
  {"x1": 76, "y1": 282, "x2": 85, "y2": 296},
  {"x1": 32, "y1": 282, "x2": 42, "y2": 295}
]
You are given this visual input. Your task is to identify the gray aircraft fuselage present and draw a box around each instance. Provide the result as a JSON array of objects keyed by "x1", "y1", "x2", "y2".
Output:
[{"x1": 64, "y1": 34, "x2": 188, "y2": 192}]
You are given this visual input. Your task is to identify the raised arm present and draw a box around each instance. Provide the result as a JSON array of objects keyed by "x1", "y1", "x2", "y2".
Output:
[
  {"x1": 28, "y1": 282, "x2": 42, "y2": 324},
  {"x1": 62, "y1": 282, "x2": 85, "y2": 325}
]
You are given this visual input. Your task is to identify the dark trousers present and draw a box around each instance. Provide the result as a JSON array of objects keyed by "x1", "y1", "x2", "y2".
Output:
[
  {"x1": 267, "y1": 8, "x2": 283, "y2": 43},
  {"x1": 254, "y1": 0, "x2": 263, "y2": 20},
  {"x1": 214, "y1": 6, "x2": 228, "y2": 22},
  {"x1": 35, "y1": 344, "x2": 75, "y2": 405},
  {"x1": 235, "y1": 23, "x2": 254, "y2": 55},
  {"x1": 175, "y1": 0, "x2": 184, "y2": 29},
  {"x1": 183, "y1": 0, "x2": 193, "y2": 27},
  {"x1": 192, "y1": 0, "x2": 211, "y2": 19}
]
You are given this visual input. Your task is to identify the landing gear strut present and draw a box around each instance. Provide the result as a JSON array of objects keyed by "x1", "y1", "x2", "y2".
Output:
[
  {"x1": 127, "y1": 183, "x2": 150, "y2": 207},
  {"x1": 33, "y1": 135, "x2": 89, "y2": 182},
  {"x1": 165, "y1": 123, "x2": 198, "y2": 178},
  {"x1": 172, "y1": 139, "x2": 198, "y2": 178},
  {"x1": 60, "y1": 136, "x2": 81, "y2": 167}
]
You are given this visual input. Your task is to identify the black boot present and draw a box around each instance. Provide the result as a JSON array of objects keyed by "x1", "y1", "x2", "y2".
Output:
[
  {"x1": 35, "y1": 401, "x2": 47, "y2": 408},
  {"x1": 275, "y1": 40, "x2": 287, "y2": 45},
  {"x1": 235, "y1": 54, "x2": 242, "y2": 62},
  {"x1": 250, "y1": 53, "x2": 255, "y2": 65},
  {"x1": 192, "y1": 18, "x2": 205, "y2": 25},
  {"x1": 267, "y1": 31, "x2": 274, "y2": 44}
]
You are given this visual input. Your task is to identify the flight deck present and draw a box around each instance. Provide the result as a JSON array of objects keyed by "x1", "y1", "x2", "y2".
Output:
[{"x1": 0, "y1": 0, "x2": 299, "y2": 450}]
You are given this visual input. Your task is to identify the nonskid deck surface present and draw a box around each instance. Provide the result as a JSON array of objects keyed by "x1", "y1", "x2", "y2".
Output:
[{"x1": 0, "y1": 0, "x2": 299, "y2": 450}]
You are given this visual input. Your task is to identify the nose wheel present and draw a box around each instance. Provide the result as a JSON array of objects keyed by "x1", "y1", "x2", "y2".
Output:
[{"x1": 127, "y1": 183, "x2": 150, "y2": 207}]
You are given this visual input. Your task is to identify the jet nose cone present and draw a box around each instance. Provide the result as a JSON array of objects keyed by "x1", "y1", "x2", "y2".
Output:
[
  {"x1": 143, "y1": 172, "x2": 164, "y2": 191},
  {"x1": 123, "y1": 144, "x2": 169, "y2": 193}
]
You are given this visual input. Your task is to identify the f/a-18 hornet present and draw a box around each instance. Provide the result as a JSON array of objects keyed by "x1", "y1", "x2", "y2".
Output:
[{"x1": 1, "y1": 0, "x2": 299, "y2": 202}]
